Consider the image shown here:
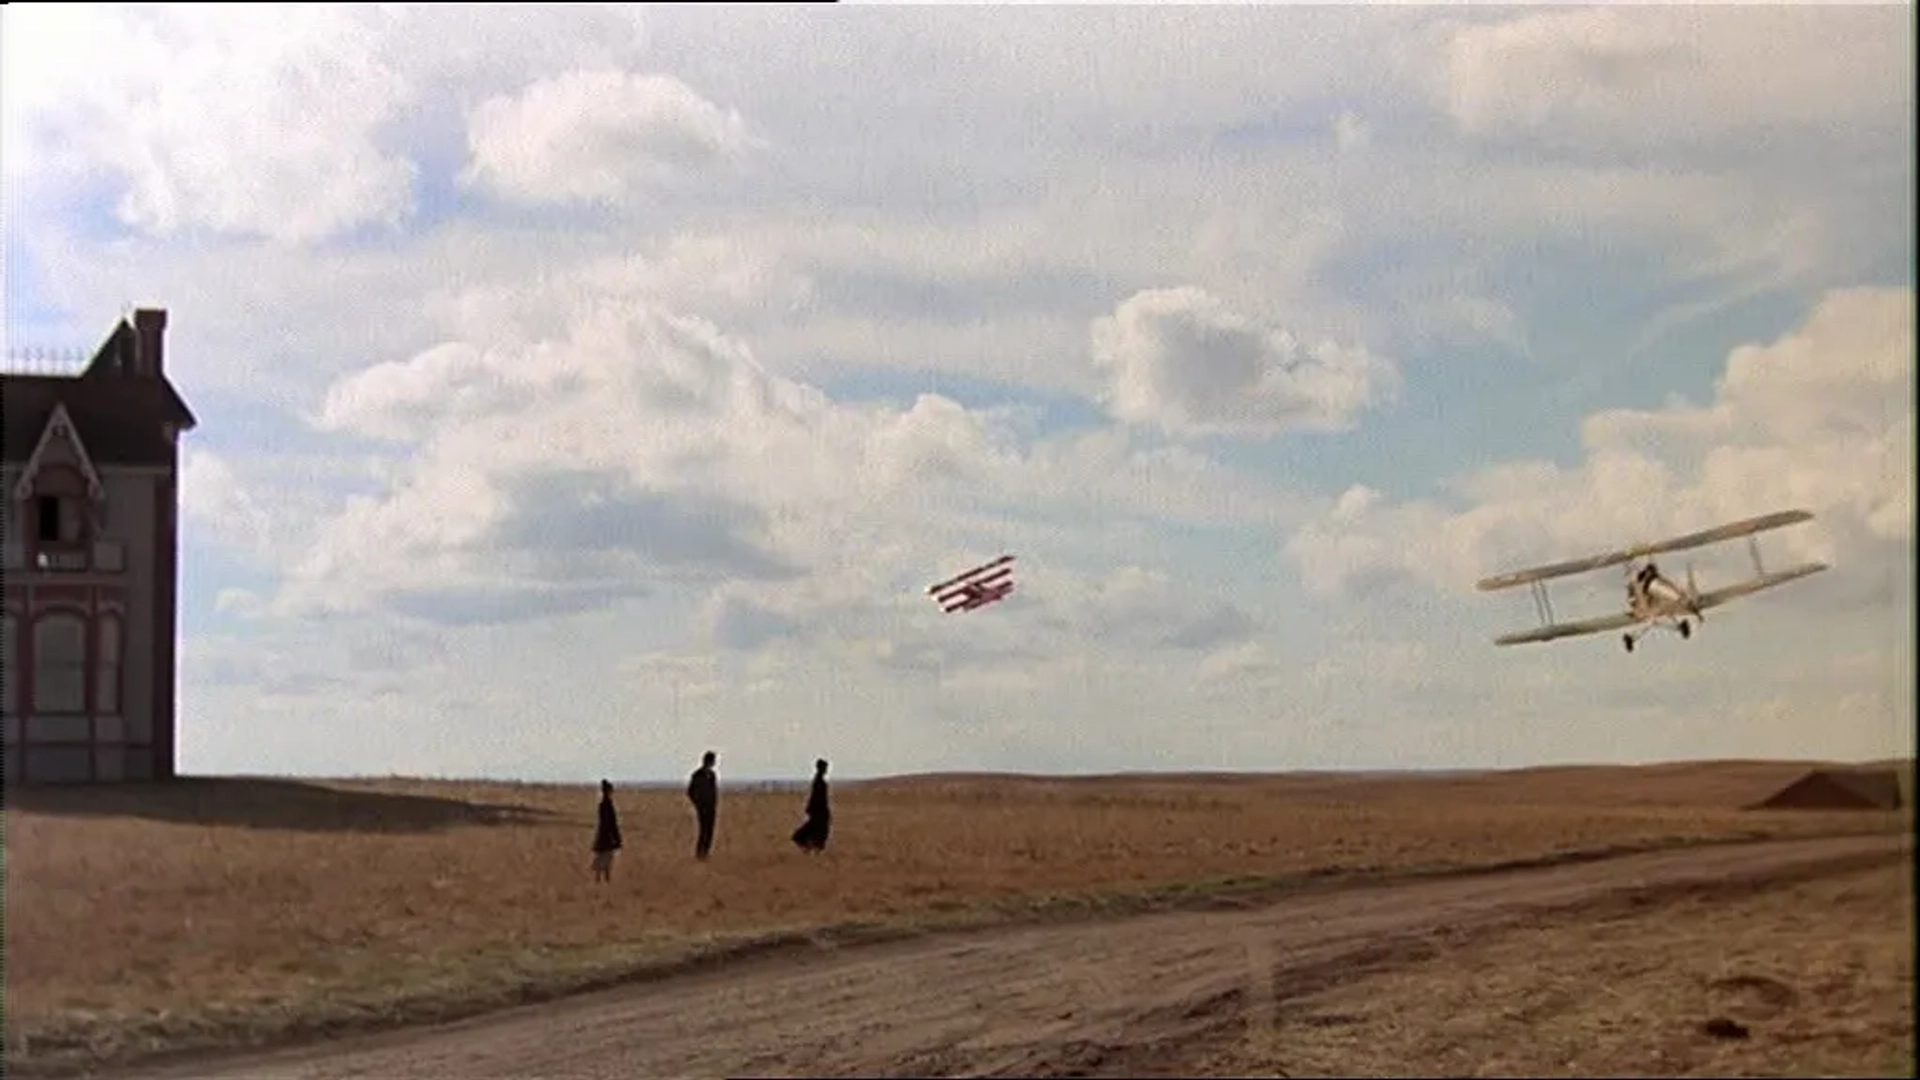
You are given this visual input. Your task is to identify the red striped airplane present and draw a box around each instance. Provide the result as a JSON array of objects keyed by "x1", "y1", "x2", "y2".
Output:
[{"x1": 928, "y1": 554, "x2": 1015, "y2": 613}]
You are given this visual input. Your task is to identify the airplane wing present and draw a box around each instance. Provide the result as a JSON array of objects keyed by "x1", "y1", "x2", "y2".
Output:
[
  {"x1": 1691, "y1": 562, "x2": 1829, "y2": 612},
  {"x1": 1627, "y1": 509, "x2": 1817, "y2": 561},
  {"x1": 1477, "y1": 550, "x2": 1638, "y2": 591},
  {"x1": 1494, "y1": 611, "x2": 1642, "y2": 646},
  {"x1": 928, "y1": 554, "x2": 1013, "y2": 596},
  {"x1": 1476, "y1": 509, "x2": 1817, "y2": 592},
  {"x1": 950, "y1": 581, "x2": 1014, "y2": 612}
]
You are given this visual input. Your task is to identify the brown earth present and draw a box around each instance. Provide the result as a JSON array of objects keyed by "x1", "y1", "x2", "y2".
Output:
[
  {"x1": 88, "y1": 832, "x2": 1912, "y2": 1080},
  {"x1": 1179, "y1": 852, "x2": 1916, "y2": 1078},
  {"x1": 6, "y1": 760, "x2": 1912, "y2": 1077}
]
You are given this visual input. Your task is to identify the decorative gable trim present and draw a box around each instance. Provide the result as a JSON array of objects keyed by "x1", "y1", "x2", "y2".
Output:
[{"x1": 11, "y1": 403, "x2": 106, "y2": 502}]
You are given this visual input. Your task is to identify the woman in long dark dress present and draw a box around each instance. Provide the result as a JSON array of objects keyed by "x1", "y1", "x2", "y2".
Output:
[
  {"x1": 591, "y1": 779, "x2": 623, "y2": 883},
  {"x1": 790, "y1": 758, "x2": 831, "y2": 853}
]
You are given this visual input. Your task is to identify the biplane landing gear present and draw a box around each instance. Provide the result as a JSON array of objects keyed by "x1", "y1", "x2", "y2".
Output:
[
  {"x1": 1622, "y1": 633, "x2": 1635, "y2": 653},
  {"x1": 1679, "y1": 619, "x2": 1691, "y2": 640}
]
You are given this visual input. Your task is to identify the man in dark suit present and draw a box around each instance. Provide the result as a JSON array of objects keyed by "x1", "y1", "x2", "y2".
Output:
[{"x1": 687, "y1": 750, "x2": 720, "y2": 860}]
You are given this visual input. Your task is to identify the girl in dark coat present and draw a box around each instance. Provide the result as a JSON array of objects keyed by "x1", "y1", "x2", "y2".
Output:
[
  {"x1": 790, "y1": 758, "x2": 831, "y2": 853},
  {"x1": 591, "y1": 779, "x2": 623, "y2": 883}
]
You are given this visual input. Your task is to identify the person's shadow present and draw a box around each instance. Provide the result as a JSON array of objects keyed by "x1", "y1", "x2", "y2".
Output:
[{"x1": 5, "y1": 777, "x2": 561, "y2": 834}]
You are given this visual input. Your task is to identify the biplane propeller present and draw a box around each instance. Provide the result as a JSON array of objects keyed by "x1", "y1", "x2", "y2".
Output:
[
  {"x1": 1475, "y1": 509, "x2": 1829, "y2": 652},
  {"x1": 928, "y1": 554, "x2": 1016, "y2": 613}
]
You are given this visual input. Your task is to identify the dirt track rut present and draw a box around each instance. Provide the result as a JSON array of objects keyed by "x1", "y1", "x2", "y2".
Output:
[{"x1": 108, "y1": 833, "x2": 1908, "y2": 1080}]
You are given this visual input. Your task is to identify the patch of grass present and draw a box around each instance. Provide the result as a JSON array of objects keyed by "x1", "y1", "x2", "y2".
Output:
[{"x1": 4, "y1": 760, "x2": 1910, "y2": 1076}]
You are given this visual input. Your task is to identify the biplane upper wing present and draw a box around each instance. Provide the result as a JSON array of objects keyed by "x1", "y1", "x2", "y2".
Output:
[
  {"x1": 1629, "y1": 509, "x2": 1816, "y2": 561},
  {"x1": 928, "y1": 554, "x2": 1013, "y2": 595},
  {"x1": 1477, "y1": 550, "x2": 1638, "y2": 591},
  {"x1": 1476, "y1": 509, "x2": 1817, "y2": 592},
  {"x1": 1691, "y1": 562, "x2": 1829, "y2": 612},
  {"x1": 1494, "y1": 610, "x2": 1642, "y2": 646}
]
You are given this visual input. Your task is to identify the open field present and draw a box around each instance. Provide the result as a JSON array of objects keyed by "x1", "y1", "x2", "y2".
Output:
[
  {"x1": 76, "y1": 834, "x2": 1916, "y2": 1080},
  {"x1": 5, "y1": 759, "x2": 1913, "y2": 1077}
]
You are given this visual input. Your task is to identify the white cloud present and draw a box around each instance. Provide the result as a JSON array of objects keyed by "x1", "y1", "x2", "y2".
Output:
[
  {"x1": 1091, "y1": 287, "x2": 1399, "y2": 440},
  {"x1": 1287, "y1": 286, "x2": 1915, "y2": 600},
  {"x1": 1444, "y1": 6, "x2": 1913, "y2": 151},
  {"x1": 179, "y1": 448, "x2": 278, "y2": 560},
  {"x1": 281, "y1": 281, "x2": 1309, "y2": 626},
  {"x1": 5, "y1": 5, "x2": 417, "y2": 244},
  {"x1": 3, "y1": 3, "x2": 654, "y2": 245},
  {"x1": 461, "y1": 69, "x2": 760, "y2": 206},
  {"x1": 15, "y1": 55, "x2": 1899, "y2": 415}
]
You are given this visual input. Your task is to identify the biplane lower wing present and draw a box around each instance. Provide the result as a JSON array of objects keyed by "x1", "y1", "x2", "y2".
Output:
[
  {"x1": 1494, "y1": 562, "x2": 1828, "y2": 646},
  {"x1": 949, "y1": 581, "x2": 1014, "y2": 612},
  {"x1": 1691, "y1": 562, "x2": 1829, "y2": 612},
  {"x1": 1495, "y1": 611, "x2": 1641, "y2": 647}
]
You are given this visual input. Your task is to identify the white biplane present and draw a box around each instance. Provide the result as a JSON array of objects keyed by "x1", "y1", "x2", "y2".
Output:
[{"x1": 1476, "y1": 509, "x2": 1829, "y2": 652}]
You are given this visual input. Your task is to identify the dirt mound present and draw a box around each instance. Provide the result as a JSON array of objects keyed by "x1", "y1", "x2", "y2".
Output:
[{"x1": 1750, "y1": 768, "x2": 1904, "y2": 811}]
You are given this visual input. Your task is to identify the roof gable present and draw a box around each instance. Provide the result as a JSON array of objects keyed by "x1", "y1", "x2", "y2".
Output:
[{"x1": 11, "y1": 403, "x2": 105, "y2": 502}]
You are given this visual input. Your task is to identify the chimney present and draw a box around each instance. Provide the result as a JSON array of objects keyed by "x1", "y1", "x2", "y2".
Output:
[{"x1": 132, "y1": 308, "x2": 167, "y2": 377}]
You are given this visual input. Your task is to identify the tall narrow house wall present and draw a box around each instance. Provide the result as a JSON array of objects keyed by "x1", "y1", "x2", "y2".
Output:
[{"x1": 2, "y1": 308, "x2": 196, "y2": 785}]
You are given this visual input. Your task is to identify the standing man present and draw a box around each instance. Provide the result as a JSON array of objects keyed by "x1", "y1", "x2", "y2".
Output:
[
  {"x1": 687, "y1": 750, "x2": 719, "y2": 860},
  {"x1": 591, "y1": 779, "x2": 623, "y2": 884}
]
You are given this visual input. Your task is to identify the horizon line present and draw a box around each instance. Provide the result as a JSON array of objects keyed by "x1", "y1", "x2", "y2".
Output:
[{"x1": 169, "y1": 755, "x2": 1916, "y2": 789}]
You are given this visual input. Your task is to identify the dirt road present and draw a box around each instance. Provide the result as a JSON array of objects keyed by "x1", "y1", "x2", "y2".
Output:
[{"x1": 107, "y1": 833, "x2": 1908, "y2": 1080}]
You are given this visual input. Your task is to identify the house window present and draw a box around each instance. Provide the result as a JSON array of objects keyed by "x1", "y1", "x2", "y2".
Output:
[
  {"x1": 32, "y1": 612, "x2": 88, "y2": 714},
  {"x1": 36, "y1": 494, "x2": 83, "y2": 544},
  {"x1": 37, "y1": 495, "x2": 61, "y2": 541},
  {"x1": 97, "y1": 616, "x2": 122, "y2": 716}
]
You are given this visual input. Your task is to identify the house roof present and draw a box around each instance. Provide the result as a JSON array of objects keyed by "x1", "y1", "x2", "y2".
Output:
[{"x1": 2, "y1": 318, "x2": 197, "y2": 468}]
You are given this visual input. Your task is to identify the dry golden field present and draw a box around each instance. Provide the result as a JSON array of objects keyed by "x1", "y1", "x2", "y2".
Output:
[
  {"x1": 1196, "y1": 859, "x2": 1916, "y2": 1077},
  {"x1": 4, "y1": 759, "x2": 1912, "y2": 1076}
]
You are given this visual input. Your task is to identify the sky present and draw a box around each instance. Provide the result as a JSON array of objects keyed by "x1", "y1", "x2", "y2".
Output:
[{"x1": 3, "y1": 3, "x2": 1913, "y2": 783}]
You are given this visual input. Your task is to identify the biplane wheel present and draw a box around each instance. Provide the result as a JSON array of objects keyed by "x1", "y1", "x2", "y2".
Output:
[
  {"x1": 1622, "y1": 634, "x2": 1635, "y2": 653},
  {"x1": 1679, "y1": 620, "x2": 1691, "y2": 639}
]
